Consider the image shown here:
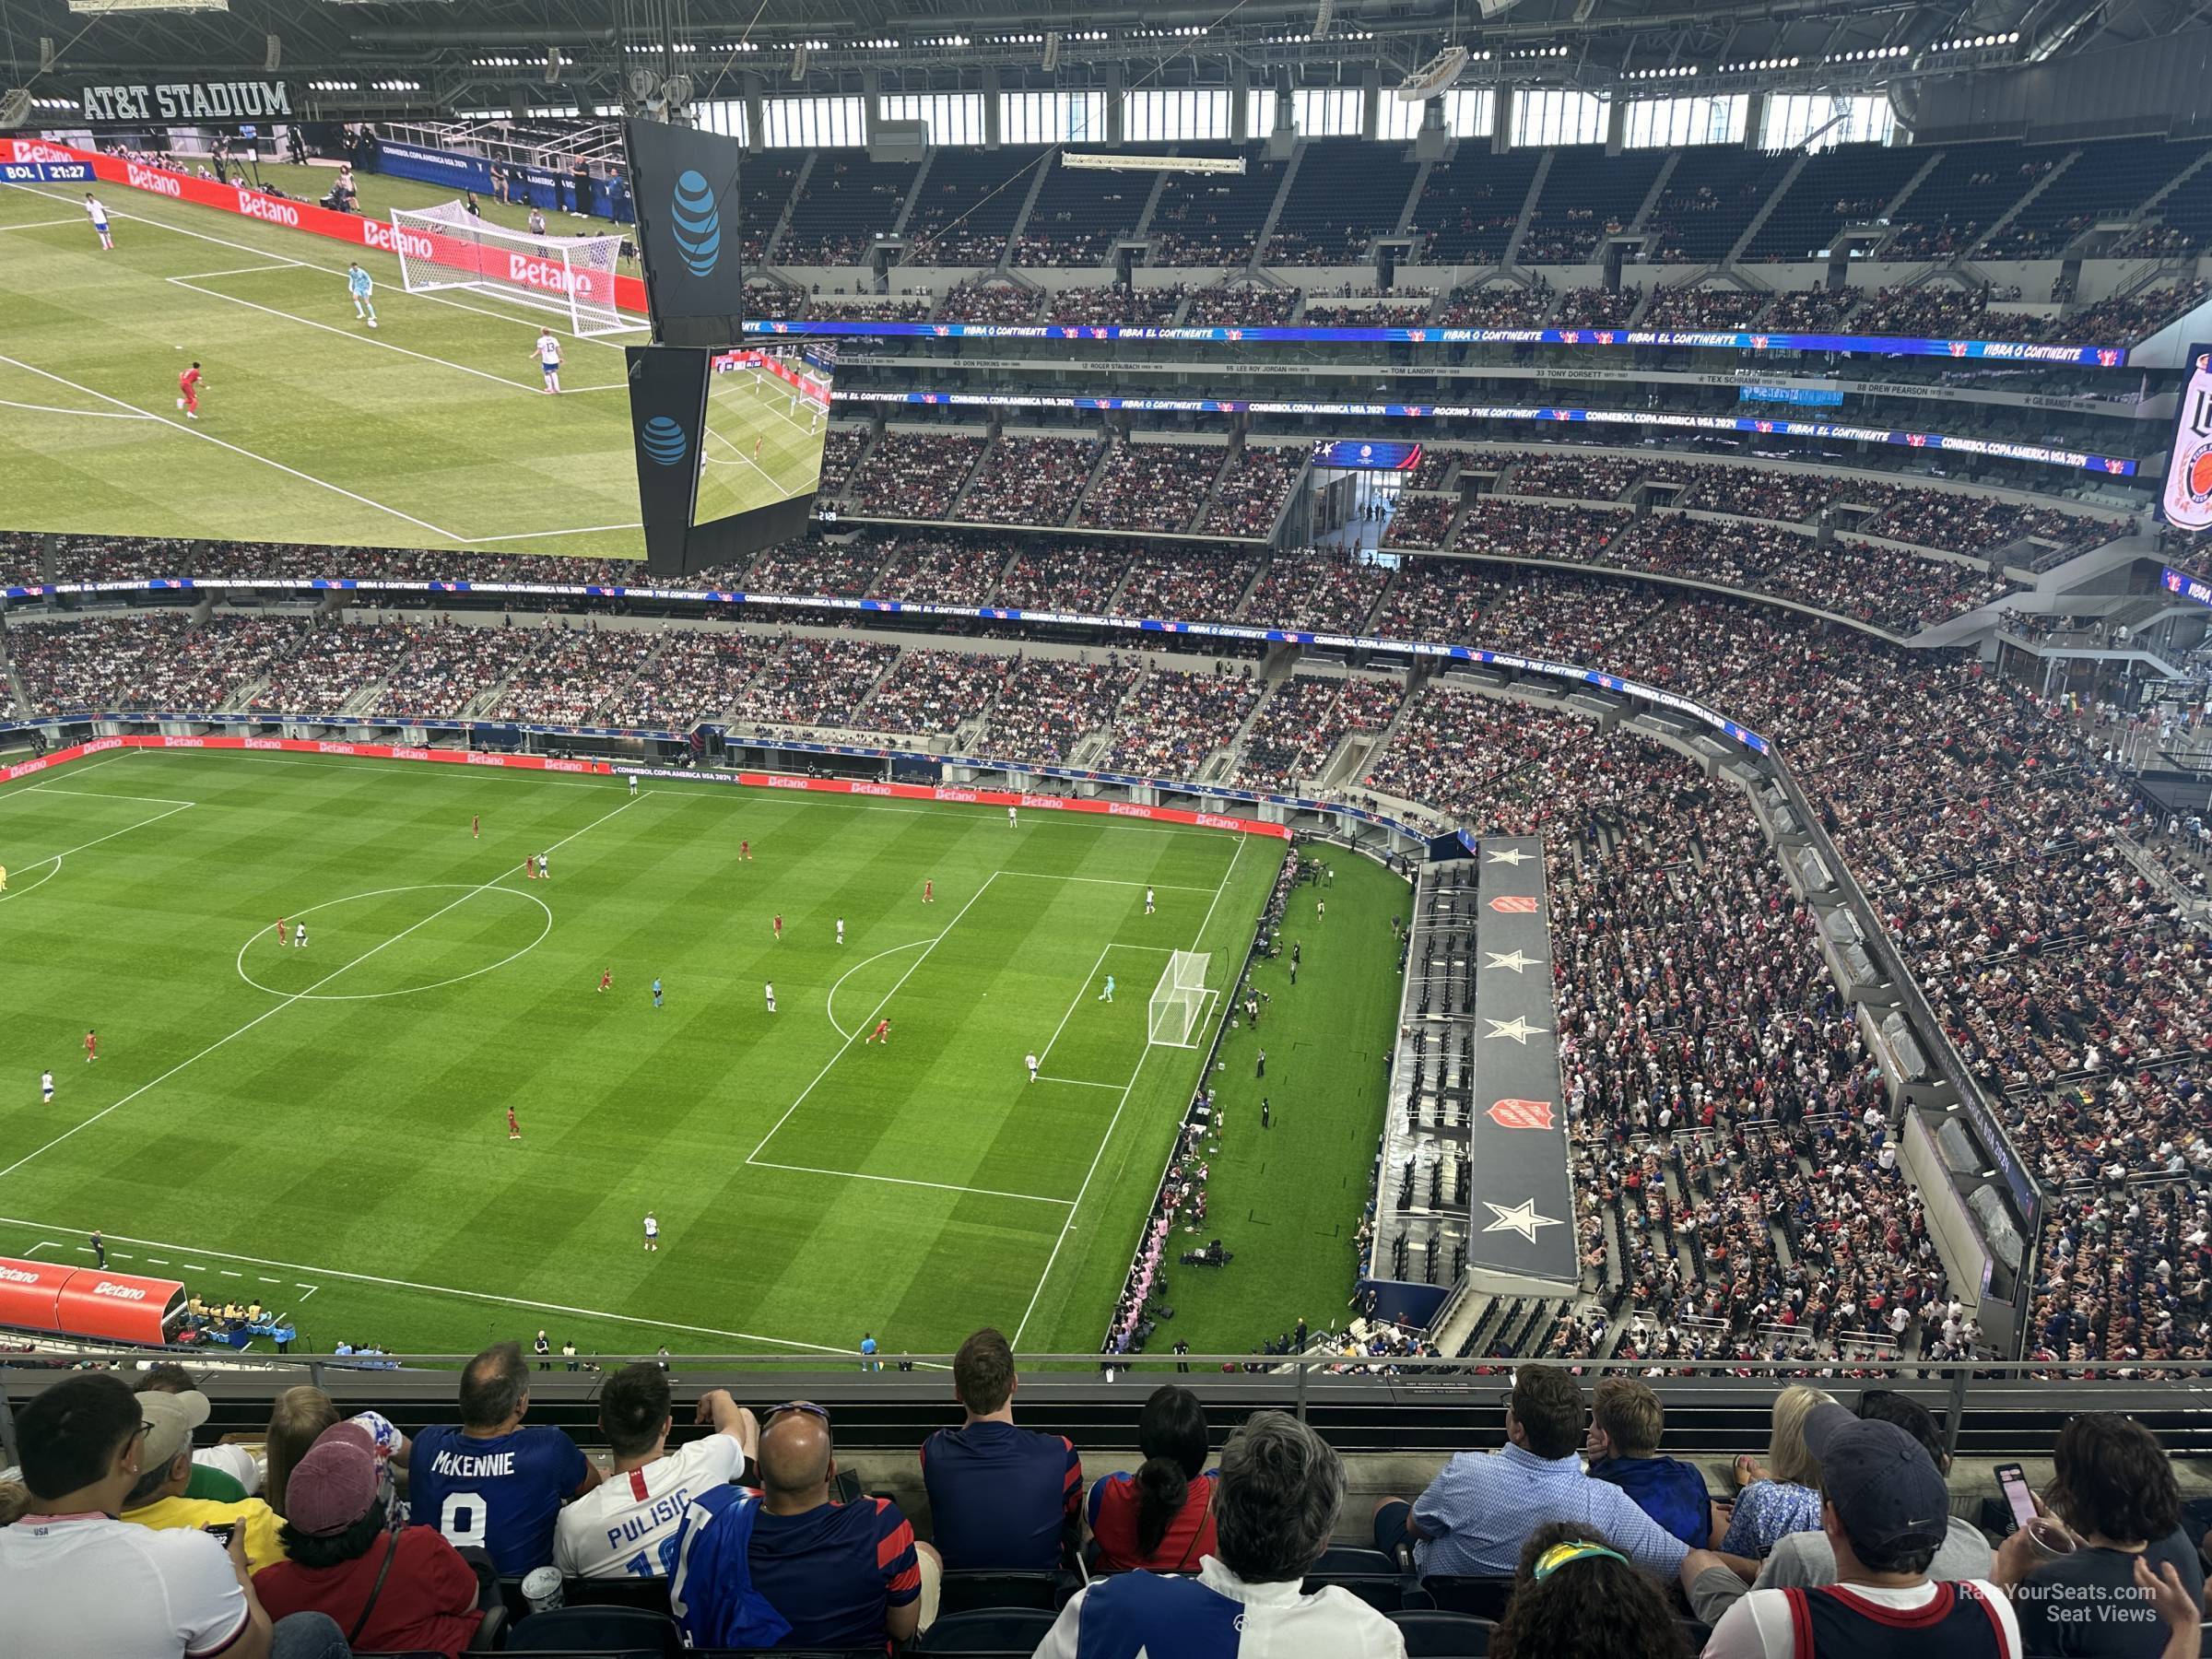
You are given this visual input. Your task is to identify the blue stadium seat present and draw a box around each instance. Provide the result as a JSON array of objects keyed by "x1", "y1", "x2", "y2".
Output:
[
  {"x1": 1418, "y1": 1576, "x2": 1517, "y2": 1620},
  {"x1": 1388, "y1": 1608, "x2": 1497, "y2": 1657},
  {"x1": 500, "y1": 1604, "x2": 685, "y2": 1655},
  {"x1": 912, "y1": 1606, "x2": 1062, "y2": 1653},
  {"x1": 935, "y1": 1568, "x2": 1076, "y2": 1614}
]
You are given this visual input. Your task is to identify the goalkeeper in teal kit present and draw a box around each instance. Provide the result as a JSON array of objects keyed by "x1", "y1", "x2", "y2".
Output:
[{"x1": 347, "y1": 262, "x2": 379, "y2": 328}]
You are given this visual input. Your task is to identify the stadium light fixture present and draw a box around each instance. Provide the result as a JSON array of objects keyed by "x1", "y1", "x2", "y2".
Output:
[
  {"x1": 1395, "y1": 44, "x2": 1470, "y2": 101},
  {"x1": 67, "y1": 0, "x2": 229, "y2": 10},
  {"x1": 1063, "y1": 150, "x2": 1246, "y2": 173}
]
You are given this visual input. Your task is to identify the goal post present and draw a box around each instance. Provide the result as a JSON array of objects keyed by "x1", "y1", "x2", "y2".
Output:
[
  {"x1": 1147, "y1": 950, "x2": 1213, "y2": 1049},
  {"x1": 388, "y1": 201, "x2": 643, "y2": 337}
]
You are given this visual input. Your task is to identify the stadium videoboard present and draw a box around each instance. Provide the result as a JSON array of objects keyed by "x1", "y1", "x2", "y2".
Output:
[
  {"x1": 622, "y1": 118, "x2": 749, "y2": 351},
  {"x1": 1312, "y1": 439, "x2": 1422, "y2": 471},
  {"x1": 2160, "y1": 347, "x2": 2212, "y2": 533}
]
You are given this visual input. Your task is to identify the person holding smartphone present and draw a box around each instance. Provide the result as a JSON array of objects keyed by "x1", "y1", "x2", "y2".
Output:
[{"x1": 1992, "y1": 1415, "x2": 2205, "y2": 1658}]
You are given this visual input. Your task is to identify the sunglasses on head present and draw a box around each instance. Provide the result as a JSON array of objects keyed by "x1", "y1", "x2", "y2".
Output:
[
  {"x1": 765, "y1": 1401, "x2": 830, "y2": 1426},
  {"x1": 1533, "y1": 1541, "x2": 1628, "y2": 1582}
]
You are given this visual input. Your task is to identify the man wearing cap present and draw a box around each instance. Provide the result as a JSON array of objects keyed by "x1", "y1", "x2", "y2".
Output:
[
  {"x1": 1699, "y1": 1400, "x2": 2021, "y2": 1658},
  {"x1": 258, "y1": 1422, "x2": 488, "y2": 1657},
  {"x1": 123, "y1": 1385, "x2": 290, "y2": 1575},
  {"x1": 0, "y1": 1371, "x2": 298, "y2": 1659},
  {"x1": 556, "y1": 1365, "x2": 759, "y2": 1578}
]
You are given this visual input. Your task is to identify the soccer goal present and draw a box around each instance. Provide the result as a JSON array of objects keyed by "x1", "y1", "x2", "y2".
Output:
[
  {"x1": 389, "y1": 201, "x2": 644, "y2": 337},
  {"x1": 1147, "y1": 950, "x2": 1214, "y2": 1049}
]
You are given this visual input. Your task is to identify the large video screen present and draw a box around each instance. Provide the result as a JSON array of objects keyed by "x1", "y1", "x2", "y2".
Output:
[{"x1": 696, "y1": 345, "x2": 837, "y2": 527}]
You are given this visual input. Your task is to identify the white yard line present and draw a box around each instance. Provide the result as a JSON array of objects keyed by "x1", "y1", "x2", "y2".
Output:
[
  {"x1": 0, "y1": 800, "x2": 195, "y2": 903},
  {"x1": 824, "y1": 937, "x2": 932, "y2": 1040},
  {"x1": 747, "y1": 873, "x2": 999, "y2": 1164},
  {"x1": 0, "y1": 398, "x2": 158, "y2": 421},
  {"x1": 170, "y1": 263, "x2": 301, "y2": 279},
  {"x1": 168, "y1": 276, "x2": 573, "y2": 395},
  {"x1": 0, "y1": 218, "x2": 94, "y2": 230},
  {"x1": 746, "y1": 1161, "x2": 1073, "y2": 1207},
  {"x1": 0, "y1": 1214, "x2": 848, "y2": 1353},
  {"x1": 1036, "y1": 1077, "x2": 1124, "y2": 1089},
  {"x1": 465, "y1": 520, "x2": 645, "y2": 544},
  {"x1": 998, "y1": 872, "x2": 1215, "y2": 893},
  {"x1": 1011, "y1": 832, "x2": 1247, "y2": 1347},
  {"x1": 28, "y1": 784, "x2": 198, "y2": 807},
  {"x1": 146, "y1": 751, "x2": 608, "y2": 788},
  {"x1": 0, "y1": 792, "x2": 651, "y2": 1182},
  {"x1": 0, "y1": 352, "x2": 467, "y2": 543},
  {"x1": 1036, "y1": 942, "x2": 1115, "y2": 1072}
]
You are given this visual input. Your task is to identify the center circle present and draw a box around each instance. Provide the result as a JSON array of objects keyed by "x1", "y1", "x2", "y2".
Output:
[{"x1": 235, "y1": 883, "x2": 554, "y2": 1002}]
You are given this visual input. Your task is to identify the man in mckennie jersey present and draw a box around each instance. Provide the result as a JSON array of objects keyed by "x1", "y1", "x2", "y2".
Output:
[
  {"x1": 555, "y1": 1365, "x2": 758, "y2": 1579},
  {"x1": 408, "y1": 1339, "x2": 602, "y2": 1575},
  {"x1": 532, "y1": 327, "x2": 564, "y2": 394},
  {"x1": 346, "y1": 263, "x2": 379, "y2": 328}
]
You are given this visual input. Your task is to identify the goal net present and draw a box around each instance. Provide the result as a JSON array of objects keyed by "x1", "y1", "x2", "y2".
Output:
[
  {"x1": 1147, "y1": 950, "x2": 1213, "y2": 1049},
  {"x1": 389, "y1": 201, "x2": 642, "y2": 337}
]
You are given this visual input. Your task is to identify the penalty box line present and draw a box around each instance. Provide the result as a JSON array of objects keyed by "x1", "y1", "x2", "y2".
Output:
[
  {"x1": 27, "y1": 1237, "x2": 320, "y2": 1300},
  {"x1": 0, "y1": 1215, "x2": 849, "y2": 1354},
  {"x1": 1011, "y1": 830, "x2": 1249, "y2": 1347},
  {"x1": 0, "y1": 790, "x2": 653, "y2": 1188}
]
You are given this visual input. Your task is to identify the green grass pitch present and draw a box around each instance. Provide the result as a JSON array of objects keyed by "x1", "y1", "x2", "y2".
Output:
[
  {"x1": 0, "y1": 748, "x2": 1397, "y2": 1360},
  {"x1": 0, "y1": 166, "x2": 812, "y2": 560}
]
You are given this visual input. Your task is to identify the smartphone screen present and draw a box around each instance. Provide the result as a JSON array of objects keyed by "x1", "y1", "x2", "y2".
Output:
[
  {"x1": 202, "y1": 1522, "x2": 237, "y2": 1547},
  {"x1": 1995, "y1": 1464, "x2": 2038, "y2": 1531}
]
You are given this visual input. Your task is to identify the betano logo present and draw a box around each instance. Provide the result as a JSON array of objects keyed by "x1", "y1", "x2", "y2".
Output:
[
  {"x1": 641, "y1": 414, "x2": 689, "y2": 467},
  {"x1": 125, "y1": 161, "x2": 182, "y2": 198},
  {"x1": 235, "y1": 188, "x2": 299, "y2": 227},
  {"x1": 669, "y1": 169, "x2": 721, "y2": 277},
  {"x1": 506, "y1": 253, "x2": 597, "y2": 296}
]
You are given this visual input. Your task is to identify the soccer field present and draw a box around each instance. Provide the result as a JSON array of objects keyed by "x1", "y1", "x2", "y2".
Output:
[
  {"x1": 0, "y1": 172, "x2": 763, "y2": 560},
  {"x1": 0, "y1": 748, "x2": 1286, "y2": 1360}
]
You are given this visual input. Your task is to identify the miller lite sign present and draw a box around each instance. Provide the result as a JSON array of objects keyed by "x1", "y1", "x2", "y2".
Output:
[{"x1": 2161, "y1": 349, "x2": 2212, "y2": 534}]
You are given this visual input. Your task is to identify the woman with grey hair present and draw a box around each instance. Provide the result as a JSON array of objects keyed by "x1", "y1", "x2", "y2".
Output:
[{"x1": 1037, "y1": 1409, "x2": 1406, "y2": 1656}]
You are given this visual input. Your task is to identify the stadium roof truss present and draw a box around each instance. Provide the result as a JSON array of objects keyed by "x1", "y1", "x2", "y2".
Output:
[{"x1": 6, "y1": 0, "x2": 2211, "y2": 118}]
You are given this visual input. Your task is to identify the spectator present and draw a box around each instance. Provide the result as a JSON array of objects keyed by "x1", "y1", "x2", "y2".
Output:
[
  {"x1": 670, "y1": 1400, "x2": 934, "y2": 1651},
  {"x1": 1087, "y1": 1383, "x2": 1218, "y2": 1573},
  {"x1": 1994, "y1": 1414, "x2": 2204, "y2": 1657},
  {"x1": 1719, "y1": 1386, "x2": 1836, "y2": 1559},
  {"x1": 1037, "y1": 1410, "x2": 1406, "y2": 1658},
  {"x1": 1688, "y1": 1390, "x2": 1994, "y2": 1628},
  {"x1": 264, "y1": 1386, "x2": 409, "y2": 1521},
  {"x1": 555, "y1": 1367, "x2": 758, "y2": 1578},
  {"x1": 1701, "y1": 1401, "x2": 2018, "y2": 1659},
  {"x1": 256, "y1": 1423, "x2": 486, "y2": 1657},
  {"x1": 406, "y1": 1339, "x2": 601, "y2": 1576},
  {"x1": 136, "y1": 1363, "x2": 263, "y2": 1499},
  {"x1": 1371, "y1": 1364, "x2": 1712, "y2": 1582},
  {"x1": 1491, "y1": 1533, "x2": 1694, "y2": 1659},
  {"x1": 1585, "y1": 1376, "x2": 1713, "y2": 1548},
  {"x1": 122, "y1": 1386, "x2": 288, "y2": 1575},
  {"x1": 0, "y1": 1371, "x2": 332, "y2": 1659},
  {"x1": 920, "y1": 1326, "x2": 1081, "y2": 1571}
]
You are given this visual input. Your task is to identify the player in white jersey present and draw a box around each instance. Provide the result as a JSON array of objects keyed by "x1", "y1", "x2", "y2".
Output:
[
  {"x1": 1008, "y1": 805, "x2": 1018, "y2": 828},
  {"x1": 294, "y1": 923, "x2": 309, "y2": 949},
  {"x1": 642, "y1": 1212, "x2": 659, "y2": 1251},
  {"x1": 764, "y1": 982, "x2": 776, "y2": 1014},
  {"x1": 554, "y1": 1369, "x2": 757, "y2": 1579},
  {"x1": 1026, "y1": 1051, "x2": 1040, "y2": 1083},
  {"x1": 1145, "y1": 887, "x2": 1155, "y2": 914},
  {"x1": 41, "y1": 1069, "x2": 54, "y2": 1102},
  {"x1": 533, "y1": 328, "x2": 564, "y2": 394},
  {"x1": 84, "y1": 194, "x2": 112, "y2": 250},
  {"x1": 346, "y1": 263, "x2": 378, "y2": 327},
  {"x1": 835, "y1": 916, "x2": 844, "y2": 946}
]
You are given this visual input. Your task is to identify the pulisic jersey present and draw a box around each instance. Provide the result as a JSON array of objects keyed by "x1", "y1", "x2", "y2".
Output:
[
  {"x1": 408, "y1": 1422, "x2": 589, "y2": 1575},
  {"x1": 554, "y1": 1434, "x2": 746, "y2": 1578}
]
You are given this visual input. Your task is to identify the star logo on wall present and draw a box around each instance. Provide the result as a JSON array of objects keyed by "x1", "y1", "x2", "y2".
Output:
[
  {"x1": 1484, "y1": 1016, "x2": 1548, "y2": 1043},
  {"x1": 1481, "y1": 1199, "x2": 1563, "y2": 1243},
  {"x1": 1486, "y1": 847, "x2": 1531, "y2": 865},
  {"x1": 1485, "y1": 949, "x2": 1544, "y2": 973}
]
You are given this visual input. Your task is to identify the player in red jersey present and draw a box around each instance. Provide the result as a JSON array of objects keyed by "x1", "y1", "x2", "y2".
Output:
[
  {"x1": 471, "y1": 814, "x2": 479, "y2": 841},
  {"x1": 923, "y1": 879, "x2": 935, "y2": 904},
  {"x1": 84, "y1": 1029, "x2": 97, "y2": 1064},
  {"x1": 176, "y1": 362, "x2": 203, "y2": 419},
  {"x1": 771, "y1": 913, "x2": 782, "y2": 940},
  {"x1": 740, "y1": 839, "x2": 751, "y2": 861},
  {"x1": 506, "y1": 1107, "x2": 522, "y2": 1141},
  {"x1": 866, "y1": 1018, "x2": 890, "y2": 1045},
  {"x1": 597, "y1": 970, "x2": 612, "y2": 994},
  {"x1": 275, "y1": 918, "x2": 288, "y2": 947},
  {"x1": 524, "y1": 855, "x2": 536, "y2": 880}
]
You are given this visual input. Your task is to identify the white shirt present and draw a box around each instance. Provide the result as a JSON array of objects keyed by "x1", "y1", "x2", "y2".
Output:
[
  {"x1": 86, "y1": 199, "x2": 108, "y2": 222},
  {"x1": 554, "y1": 1433, "x2": 746, "y2": 1579},
  {"x1": 1701, "y1": 1579, "x2": 2020, "y2": 1659},
  {"x1": 643, "y1": 1216, "x2": 659, "y2": 1237},
  {"x1": 537, "y1": 337, "x2": 563, "y2": 365},
  {"x1": 1036, "y1": 1556, "x2": 1406, "y2": 1658},
  {"x1": 41, "y1": 1072, "x2": 53, "y2": 1091},
  {"x1": 0, "y1": 1512, "x2": 248, "y2": 1658}
]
